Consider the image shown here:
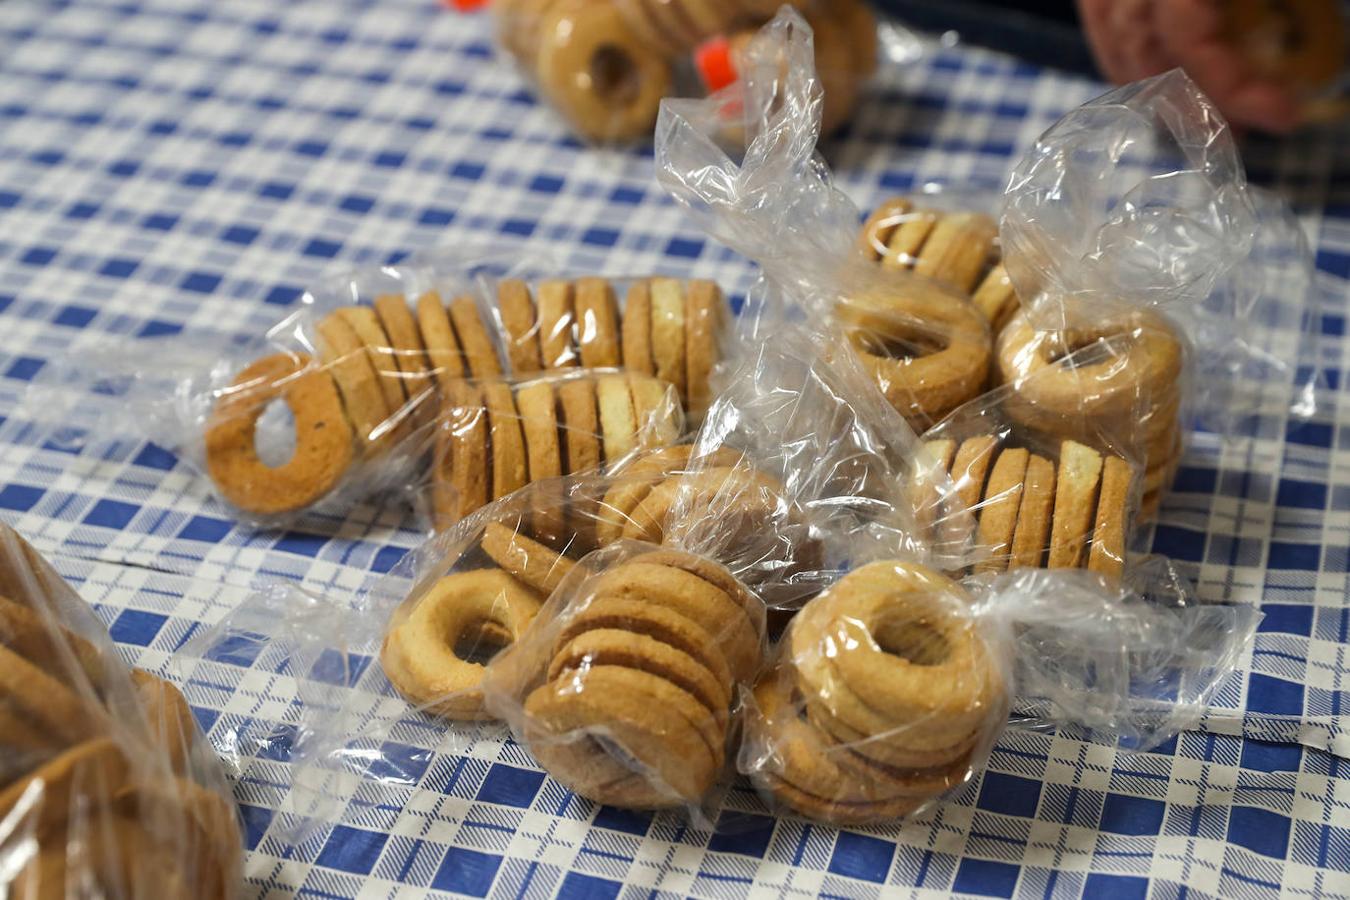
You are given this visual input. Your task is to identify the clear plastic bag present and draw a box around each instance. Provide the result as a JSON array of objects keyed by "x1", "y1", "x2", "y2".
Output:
[
  {"x1": 739, "y1": 559, "x2": 1257, "y2": 826},
  {"x1": 22, "y1": 249, "x2": 747, "y2": 530},
  {"x1": 0, "y1": 523, "x2": 242, "y2": 898},
  {"x1": 997, "y1": 69, "x2": 1319, "y2": 439},
  {"x1": 488, "y1": 0, "x2": 879, "y2": 143}
]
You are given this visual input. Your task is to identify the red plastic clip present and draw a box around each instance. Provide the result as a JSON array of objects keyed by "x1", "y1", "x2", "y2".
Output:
[
  {"x1": 695, "y1": 35, "x2": 739, "y2": 94},
  {"x1": 446, "y1": 0, "x2": 490, "y2": 11}
]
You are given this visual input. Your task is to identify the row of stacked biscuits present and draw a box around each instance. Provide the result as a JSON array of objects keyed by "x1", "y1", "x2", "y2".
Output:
[
  {"x1": 850, "y1": 197, "x2": 1186, "y2": 520},
  {"x1": 0, "y1": 526, "x2": 240, "y2": 897},
  {"x1": 205, "y1": 276, "x2": 727, "y2": 518},
  {"x1": 930, "y1": 436, "x2": 1135, "y2": 579},
  {"x1": 495, "y1": 0, "x2": 877, "y2": 142}
]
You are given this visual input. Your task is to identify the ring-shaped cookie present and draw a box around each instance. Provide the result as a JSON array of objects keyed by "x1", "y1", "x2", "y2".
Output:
[
  {"x1": 791, "y1": 562, "x2": 999, "y2": 751},
  {"x1": 995, "y1": 309, "x2": 1184, "y2": 420},
  {"x1": 536, "y1": 3, "x2": 673, "y2": 143},
  {"x1": 380, "y1": 569, "x2": 542, "y2": 720},
  {"x1": 206, "y1": 353, "x2": 354, "y2": 515},
  {"x1": 747, "y1": 674, "x2": 969, "y2": 808},
  {"x1": 838, "y1": 287, "x2": 991, "y2": 428},
  {"x1": 524, "y1": 665, "x2": 719, "y2": 806}
]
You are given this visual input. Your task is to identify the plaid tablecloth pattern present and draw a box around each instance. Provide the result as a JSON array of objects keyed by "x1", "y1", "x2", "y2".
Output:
[{"x1": 0, "y1": 0, "x2": 1347, "y2": 897}]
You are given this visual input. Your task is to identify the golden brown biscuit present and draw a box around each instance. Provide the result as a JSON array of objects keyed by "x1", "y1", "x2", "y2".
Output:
[
  {"x1": 588, "y1": 561, "x2": 759, "y2": 680},
  {"x1": 924, "y1": 438, "x2": 957, "y2": 472},
  {"x1": 446, "y1": 380, "x2": 489, "y2": 520},
  {"x1": 837, "y1": 287, "x2": 991, "y2": 429},
  {"x1": 1008, "y1": 453, "x2": 1056, "y2": 569},
  {"x1": 1048, "y1": 440, "x2": 1104, "y2": 569},
  {"x1": 0, "y1": 643, "x2": 103, "y2": 748},
  {"x1": 972, "y1": 264, "x2": 1019, "y2": 332},
  {"x1": 913, "y1": 213, "x2": 997, "y2": 294},
  {"x1": 621, "y1": 280, "x2": 655, "y2": 376},
  {"x1": 129, "y1": 668, "x2": 196, "y2": 776},
  {"x1": 515, "y1": 380, "x2": 562, "y2": 484},
  {"x1": 535, "y1": 3, "x2": 673, "y2": 143},
  {"x1": 523, "y1": 666, "x2": 718, "y2": 806},
  {"x1": 596, "y1": 374, "x2": 638, "y2": 465},
  {"x1": 537, "y1": 279, "x2": 578, "y2": 368},
  {"x1": 481, "y1": 521, "x2": 575, "y2": 596},
  {"x1": 205, "y1": 353, "x2": 354, "y2": 516},
  {"x1": 498, "y1": 279, "x2": 543, "y2": 373},
  {"x1": 338, "y1": 306, "x2": 411, "y2": 439},
  {"x1": 950, "y1": 435, "x2": 998, "y2": 517},
  {"x1": 574, "y1": 277, "x2": 622, "y2": 368},
  {"x1": 556, "y1": 595, "x2": 734, "y2": 694},
  {"x1": 548, "y1": 628, "x2": 730, "y2": 716},
  {"x1": 483, "y1": 381, "x2": 527, "y2": 502},
  {"x1": 416, "y1": 291, "x2": 466, "y2": 391},
  {"x1": 975, "y1": 447, "x2": 1029, "y2": 573},
  {"x1": 684, "y1": 279, "x2": 722, "y2": 420},
  {"x1": 317, "y1": 312, "x2": 393, "y2": 454},
  {"x1": 628, "y1": 374, "x2": 682, "y2": 447},
  {"x1": 449, "y1": 295, "x2": 503, "y2": 378},
  {"x1": 557, "y1": 378, "x2": 600, "y2": 474},
  {"x1": 650, "y1": 278, "x2": 688, "y2": 403},
  {"x1": 380, "y1": 569, "x2": 542, "y2": 719},
  {"x1": 0, "y1": 594, "x2": 105, "y2": 688},
  {"x1": 0, "y1": 737, "x2": 127, "y2": 832},
  {"x1": 881, "y1": 208, "x2": 939, "y2": 270},
  {"x1": 374, "y1": 294, "x2": 435, "y2": 427},
  {"x1": 858, "y1": 197, "x2": 914, "y2": 261},
  {"x1": 1088, "y1": 456, "x2": 1133, "y2": 579}
]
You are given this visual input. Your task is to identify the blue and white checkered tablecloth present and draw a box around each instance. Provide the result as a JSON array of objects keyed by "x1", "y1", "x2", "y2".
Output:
[{"x1": 1, "y1": 0, "x2": 1348, "y2": 897}]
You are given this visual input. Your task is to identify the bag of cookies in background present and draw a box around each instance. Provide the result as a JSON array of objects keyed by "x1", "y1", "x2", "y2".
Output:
[
  {"x1": 738, "y1": 560, "x2": 1257, "y2": 826},
  {"x1": 479, "y1": 0, "x2": 885, "y2": 144},
  {"x1": 0, "y1": 522, "x2": 243, "y2": 898},
  {"x1": 657, "y1": 11, "x2": 1320, "y2": 522},
  {"x1": 23, "y1": 245, "x2": 754, "y2": 531}
]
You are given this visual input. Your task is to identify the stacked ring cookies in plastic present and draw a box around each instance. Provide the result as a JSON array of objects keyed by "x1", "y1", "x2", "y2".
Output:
[
  {"x1": 492, "y1": 0, "x2": 876, "y2": 142},
  {"x1": 430, "y1": 370, "x2": 682, "y2": 525},
  {"x1": 507, "y1": 545, "x2": 764, "y2": 809},
  {"x1": 0, "y1": 524, "x2": 242, "y2": 898},
  {"x1": 193, "y1": 269, "x2": 733, "y2": 525},
  {"x1": 744, "y1": 561, "x2": 1004, "y2": 825}
]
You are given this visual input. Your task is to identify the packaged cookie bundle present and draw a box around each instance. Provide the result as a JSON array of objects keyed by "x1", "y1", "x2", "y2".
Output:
[
  {"x1": 28, "y1": 253, "x2": 743, "y2": 530},
  {"x1": 659, "y1": 11, "x2": 1318, "y2": 533},
  {"x1": 489, "y1": 0, "x2": 878, "y2": 142},
  {"x1": 0, "y1": 524, "x2": 242, "y2": 898},
  {"x1": 739, "y1": 560, "x2": 1257, "y2": 826}
]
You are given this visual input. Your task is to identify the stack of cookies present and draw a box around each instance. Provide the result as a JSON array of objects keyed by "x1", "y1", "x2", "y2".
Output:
[
  {"x1": 494, "y1": 276, "x2": 724, "y2": 419},
  {"x1": 431, "y1": 371, "x2": 682, "y2": 524},
  {"x1": 0, "y1": 525, "x2": 241, "y2": 898},
  {"x1": 927, "y1": 436, "x2": 1134, "y2": 579},
  {"x1": 858, "y1": 198, "x2": 1019, "y2": 332},
  {"x1": 206, "y1": 275, "x2": 729, "y2": 518},
  {"x1": 519, "y1": 549, "x2": 762, "y2": 808},
  {"x1": 747, "y1": 561, "x2": 1002, "y2": 825}
]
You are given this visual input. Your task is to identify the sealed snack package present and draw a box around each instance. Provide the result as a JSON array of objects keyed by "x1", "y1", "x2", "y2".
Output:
[
  {"x1": 657, "y1": 11, "x2": 1003, "y2": 434},
  {"x1": 24, "y1": 247, "x2": 747, "y2": 530},
  {"x1": 488, "y1": 0, "x2": 880, "y2": 143},
  {"x1": 426, "y1": 368, "x2": 684, "y2": 528},
  {"x1": 739, "y1": 559, "x2": 1257, "y2": 826},
  {"x1": 0, "y1": 523, "x2": 242, "y2": 898}
]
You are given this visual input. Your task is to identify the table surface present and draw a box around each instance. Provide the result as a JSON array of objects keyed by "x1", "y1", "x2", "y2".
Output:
[{"x1": 1, "y1": 1, "x2": 1348, "y2": 898}]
